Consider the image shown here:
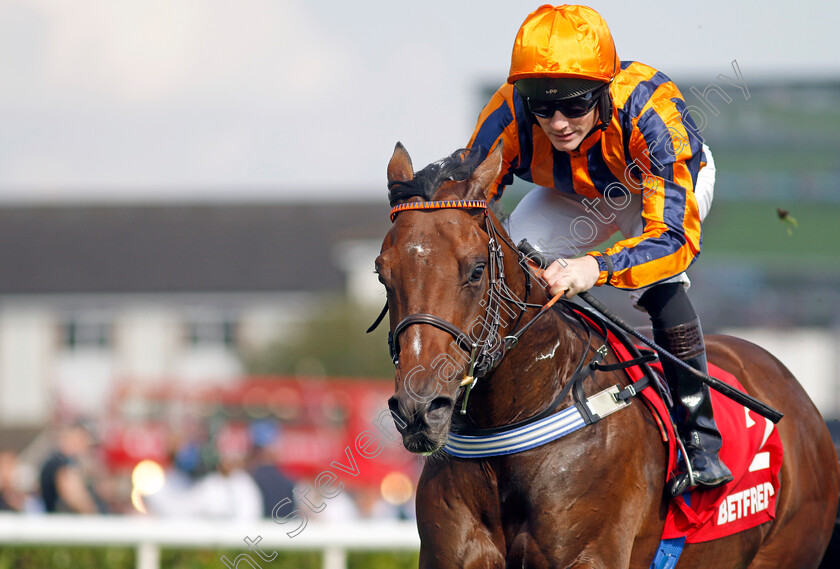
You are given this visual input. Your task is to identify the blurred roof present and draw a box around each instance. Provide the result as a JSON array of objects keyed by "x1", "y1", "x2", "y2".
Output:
[
  {"x1": 0, "y1": 427, "x2": 42, "y2": 453},
  {"x1": 0, "y1": 201, "x2": 390, "y2": 295}
]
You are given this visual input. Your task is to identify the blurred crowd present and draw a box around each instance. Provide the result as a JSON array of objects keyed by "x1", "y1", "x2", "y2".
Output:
[{"x1": 0, "y1": 419, "x2": 415, "y2": 522}]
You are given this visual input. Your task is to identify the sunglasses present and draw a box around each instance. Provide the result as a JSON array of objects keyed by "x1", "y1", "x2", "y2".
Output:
[{"x1": 526, "y1": 85, "x2": 607, "y2": 119}]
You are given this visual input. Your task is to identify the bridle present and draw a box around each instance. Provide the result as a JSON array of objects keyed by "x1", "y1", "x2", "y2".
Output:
[
  {"x1": 368, "y1": 199, "x2": 547, "y2": 392},
  {"x1": 370, "y1": 197, "x2": 661, "y2": 425}
]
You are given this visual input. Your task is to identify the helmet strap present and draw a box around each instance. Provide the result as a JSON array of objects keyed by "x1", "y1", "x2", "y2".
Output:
[
  {"x1": 574, "y1": 88, "x2": 613, "y2": 151},
  {"x1": 597, "y1": 85, "x2": 613, "y2": 132}
]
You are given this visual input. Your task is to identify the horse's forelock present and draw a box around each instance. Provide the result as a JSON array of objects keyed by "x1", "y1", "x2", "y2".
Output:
[{"x1": 387, "y1": 148, "x2": 484, "y2": 207}]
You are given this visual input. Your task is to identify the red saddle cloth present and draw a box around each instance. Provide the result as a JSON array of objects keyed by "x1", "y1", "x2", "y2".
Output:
[{"x1": 605, "y1": 333, "x2": 783, "y2": 543}]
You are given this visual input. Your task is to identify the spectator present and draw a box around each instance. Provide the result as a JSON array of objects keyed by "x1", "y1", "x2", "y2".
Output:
[
  {"x1": 39, "y1": 421, "x2": 106, "y2": 514},
  {"x1": 0, "y1": 451, "x2": 25, "y2": 511},
  {"x1": 142, "y1": 435, "x2": 201, "y2": 517},
  {"x1": 186, "y1": 444, "x2": 262, "y2": 520},
  {"x1": 247, "y1": 420, "x2": 296, "y2": 518}
]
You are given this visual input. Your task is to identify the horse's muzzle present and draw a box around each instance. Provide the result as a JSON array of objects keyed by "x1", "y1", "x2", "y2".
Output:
[{"x1": 388, "y1": 394, "x2": 454, "y2": 453}]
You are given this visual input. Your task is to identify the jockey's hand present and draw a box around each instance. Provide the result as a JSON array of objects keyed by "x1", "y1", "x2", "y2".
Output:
[{"x1": 541, "y1": 255, "x2": 600, "y2": 299}]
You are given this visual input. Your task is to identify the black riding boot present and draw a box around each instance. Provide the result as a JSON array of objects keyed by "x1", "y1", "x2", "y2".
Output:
[
  {"x1": 655, "y1": 319, "x2": 733, "y2": 497},
  {"x1": 638, "y1": 283, "x2": 733, "y2": 497}
]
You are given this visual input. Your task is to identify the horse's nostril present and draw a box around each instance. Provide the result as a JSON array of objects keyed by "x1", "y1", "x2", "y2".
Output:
[
  {"x1": 387, "y1": 396, "x2": 406, "y2": 425},
  {"x1": 427, "y1": 397, "x2": 454, "y2": 423}
]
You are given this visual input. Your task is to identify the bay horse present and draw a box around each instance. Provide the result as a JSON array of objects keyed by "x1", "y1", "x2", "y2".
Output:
[{"x1": 375, "y1": 142, "x2": 840, "y2": 569}]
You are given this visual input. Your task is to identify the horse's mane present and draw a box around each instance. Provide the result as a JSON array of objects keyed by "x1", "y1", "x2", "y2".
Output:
[{"x1": 388, "y1": 148, "x2": 484, "y2": 207}]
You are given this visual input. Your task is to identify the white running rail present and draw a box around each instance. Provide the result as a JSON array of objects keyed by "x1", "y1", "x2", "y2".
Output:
[{"x1": 0, "y1": 514, "x2": 420, "y2": 569}]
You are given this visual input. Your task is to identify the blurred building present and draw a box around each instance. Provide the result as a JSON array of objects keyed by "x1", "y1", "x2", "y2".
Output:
[
  {"x1": 0, "y1": 202, "x2": 389, "y2": 428},
  {"x1": 2, "y1": 78, "x2": 840, "y2": 429}
]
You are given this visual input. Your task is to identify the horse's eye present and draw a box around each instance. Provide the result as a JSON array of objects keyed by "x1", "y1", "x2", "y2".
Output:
[
  {"x1": 469, "y1": 263, "x2": 486, "y2": 283},
  {"x1": 374, "y1": 262, "x2": 389, "y2": 285}
]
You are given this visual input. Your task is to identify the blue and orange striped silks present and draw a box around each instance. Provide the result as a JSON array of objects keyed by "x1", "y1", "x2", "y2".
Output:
[{"x1": 468, "y1": 61, "x2": 706, "y2": 291}]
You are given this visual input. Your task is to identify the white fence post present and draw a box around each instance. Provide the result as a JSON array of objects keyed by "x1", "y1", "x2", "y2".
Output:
[
  {"x1": 136, "y1": 542, "x2": 160, "y2": 569},
  {"x1": 323, "y1": 546, "x2": 348, "y2": 569}
]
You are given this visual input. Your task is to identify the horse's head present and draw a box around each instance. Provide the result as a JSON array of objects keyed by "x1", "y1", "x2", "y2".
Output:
[{"x1": 376, "y1": 142, "x2": 509, "y2": 454}]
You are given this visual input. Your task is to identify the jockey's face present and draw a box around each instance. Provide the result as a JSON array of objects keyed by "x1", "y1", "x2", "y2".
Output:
[{"x1": 534, "y1": 107, "x2": 599, "y2": 153}]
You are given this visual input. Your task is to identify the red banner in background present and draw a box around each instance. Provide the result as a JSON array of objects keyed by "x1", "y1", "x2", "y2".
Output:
[{"x1": 102, "y1": 377, "x2": 420, "y2": 489}]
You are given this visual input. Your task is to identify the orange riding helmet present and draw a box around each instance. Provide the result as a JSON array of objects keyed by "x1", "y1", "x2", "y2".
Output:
[{"x1": 509, "y1": 5, "x2": 619, "y2": 129}]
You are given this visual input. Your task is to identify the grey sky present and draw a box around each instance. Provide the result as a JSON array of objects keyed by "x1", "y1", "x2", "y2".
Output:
[{"x1": 0, "y1": 0, "x2": 837, "y2": 202}]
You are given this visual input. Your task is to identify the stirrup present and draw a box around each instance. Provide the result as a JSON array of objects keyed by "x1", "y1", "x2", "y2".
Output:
[
  {"x1": 667, "y1": 436, "x2": 734, "y2": 497},
  {"x1": 669, "y1": 469, "x2": 733, "y2": 497},
  {"x1": 668, "y1": 436, "x2": 696, "y2": 497}
]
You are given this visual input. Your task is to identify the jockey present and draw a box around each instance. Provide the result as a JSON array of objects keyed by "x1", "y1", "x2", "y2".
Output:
[{"x1": 467, "y1": 4, "x2": 732, "y2": 495}]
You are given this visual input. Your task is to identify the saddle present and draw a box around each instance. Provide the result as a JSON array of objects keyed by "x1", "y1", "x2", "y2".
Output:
[{"x1": 569, "y1": 302, "x2": 783, "y2": 544}]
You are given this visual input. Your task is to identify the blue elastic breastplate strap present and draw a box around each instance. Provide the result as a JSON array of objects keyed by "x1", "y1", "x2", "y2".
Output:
[
  {"x1": 443, "y1": 405, "x2": 587, "y2": 458},
  {"x1": 649, "y1": 537, "x2": 685, "y2": 569},
  {"x1": 649, "y1": 493, "x2": 690, "y2": 569}
]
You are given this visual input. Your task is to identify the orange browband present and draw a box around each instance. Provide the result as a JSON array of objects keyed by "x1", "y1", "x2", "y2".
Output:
[{"x1": 389, "y1": 200, "x2": 487, "y2": 222}]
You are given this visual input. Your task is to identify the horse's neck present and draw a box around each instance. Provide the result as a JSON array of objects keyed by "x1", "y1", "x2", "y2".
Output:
[
  {"x1": 456, "y1": 299, "x2": 587, "y2": 429},
  {"x1": 454, "y1": 231, "x2": 587, "y2": 428}
]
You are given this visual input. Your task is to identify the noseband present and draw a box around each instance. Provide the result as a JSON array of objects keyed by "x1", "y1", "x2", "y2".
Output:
[{"x1": 369, "y1": 199, "x2": 543, "y2": 384}]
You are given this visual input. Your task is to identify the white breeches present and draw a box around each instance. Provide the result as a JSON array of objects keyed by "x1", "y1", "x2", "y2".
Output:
[{"x1": 507, "y1": 144, "x2": 716, "y2": 307}]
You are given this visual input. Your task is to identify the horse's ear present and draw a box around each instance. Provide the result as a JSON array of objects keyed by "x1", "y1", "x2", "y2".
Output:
[
  {"x1": 387, "y1": 142, "x2": 414, "y2": 186},
  {"x1": 465, "y1": 142, "x2": 503, "y2": 201}
]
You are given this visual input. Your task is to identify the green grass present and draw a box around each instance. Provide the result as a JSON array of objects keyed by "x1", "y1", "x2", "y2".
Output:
[
  {"x1": 0, "y1": 547, "x2": 420, "y2": 569},
  {"x1": 0, "y1": 547, "x2": 135, "y2": 569},
  {"x1": 701, "y1": 200, "x2": 840, "y2": 268},
  {"x1": 712, "y1": 147, "x2": 840, "y2": 172},
  {"x1": 169, "y1": 549, "x2": 322, "y2": 569}
]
